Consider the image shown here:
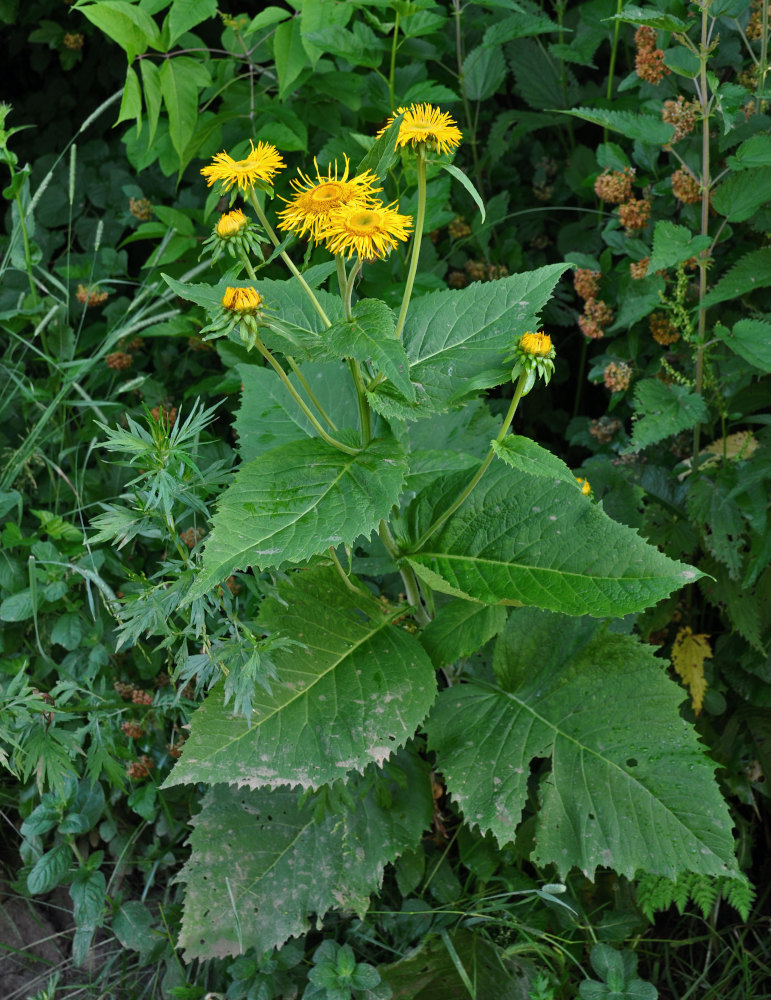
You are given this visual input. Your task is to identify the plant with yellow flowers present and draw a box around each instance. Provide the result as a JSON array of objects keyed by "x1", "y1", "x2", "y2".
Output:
[{"x1": 109, "y1": 103, "x2": 737, "y2": 967}]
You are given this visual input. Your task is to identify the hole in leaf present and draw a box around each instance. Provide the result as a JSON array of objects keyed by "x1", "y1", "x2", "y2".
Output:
[{"x1": 627, "y1": 758, "x2": 638, "y2": 767}]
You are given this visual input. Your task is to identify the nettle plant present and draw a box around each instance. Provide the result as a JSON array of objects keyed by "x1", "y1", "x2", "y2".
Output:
[{"x1": 104, "y1": 106, "x2": 743, "y2": 960}]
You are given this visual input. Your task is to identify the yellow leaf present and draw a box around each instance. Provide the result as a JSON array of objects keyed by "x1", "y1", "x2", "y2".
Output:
[
  {"x1": 671, "y1": 626, "x2": 712, "y2": 714},
  {"x1": 677, "y1": 430, "x2": 758, "y2": 479}
]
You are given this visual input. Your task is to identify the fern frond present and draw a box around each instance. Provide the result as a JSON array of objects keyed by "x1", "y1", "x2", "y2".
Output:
[
  {"x1": 690, "y1": 873, "x2": 719, "y2": 918},
  {"x1": 723, "y1": 877, "x2": 755, "y2": 922}
]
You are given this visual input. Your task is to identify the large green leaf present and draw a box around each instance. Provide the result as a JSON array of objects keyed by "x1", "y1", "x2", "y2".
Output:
[
  {"x1": 404, "y1": 462, "x2": 699, "y2": 617},
  {"x1": 420, "y1": 601, "x2": 508, "y2": 668},
  {"x1": 159, "y1": 57, "x2": 211, "y2": 161},
  {"x1": 167, "y1": 569, "x2": 436, "y2": 788},
  {"x1": 700, "y1": 248, "x2": 771, "y2": 309},
  {"x1": 166, "y1": 0, "x2": 217, "y2": 46},
  {"x1": 369, "y1": 264, "x2": 570, "y2": 417},
  {"x1": 187, "y1": 433, "x2": 407, "y2": 598},
  {"x1": 711, "y1": 167, "x2": 771, "y2": 222},
  {"x1": 235, "y1": 361, "x2": 361, "y2": 462},
  {"x1": 647, "y1": 221, "x2": 711, "y2": 273},
  {"x1": 424, "y1": 608, "x2": 738, "y2": 879},
  {"x1": 176, "y1": 750, "x2": 433, "y2": 959},
  {"x1": 325, "y1": 300, "x2": 415, "y2": 400},
  {"x1": 491, "y1": 435, "x2": 574, "y2": 482},
  {"x1": 562, "y1": 107, "x2": 674, "y2": 144},
  {"x1": 629, "y1": 379, "x2": 708, "y2": 451},
  {"x1": 715, "y1": 318, "x2": 771, "y2": 372}
]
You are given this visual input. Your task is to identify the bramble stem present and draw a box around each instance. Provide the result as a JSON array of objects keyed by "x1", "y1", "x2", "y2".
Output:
[
  {"x1": 253, "y1": 335, "x2": 360, "y2": 455},
  {"x1": 394, "y1": 146, "x2": 427, "y2": 341},
  {"x1": 412, "y1": 371, "x2": 528, "y2": 551},
  {"x1": 247, "y1": 188, "x2": 331, "y2": 327}
]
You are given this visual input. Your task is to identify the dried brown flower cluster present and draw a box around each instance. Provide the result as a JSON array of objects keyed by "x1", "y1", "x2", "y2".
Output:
[
  {"x1": 579, "y1": 298, "x2": 614, "y2": 340},
  {"x1": 662, "y1": 95, "x2": 698, "y2": 143},
  {"x1": 126, "y1": 755, "x2": 155, "y2": 780},
  {"x1": 448, "y1": 216, "x2": 471, "y2": 239},
  {"x1": 63, "y1": 32, "x2": 84, "y2": 50},
  {"x1": 532, "y1": 182, "x2": 554, "y2": 202},
  {"x1": 650, "y1": 312, "x2": 680, "y2": 345},
  {"x1": 594, "y1": 168, "x2": 635, "y2": 204},
  {"x1": 150, "y1": 404, "x2": 178, "y2": 426},
  {"x1": 589, "y1": 415, "x2": 623, "y2": 442},
  {"x1": 618, "y1": 198, "x2": 651, "y2": 232},
  {"x1": 630, "y1": 257, "x2": 650, "y2": 279},
  {"x1": 180, "y1": 526, "x2": 205, "y2": 549},
  {"x1": 129, "y1": 196, "x2": 153, "y2": 221},
  {"x1": 487, "y1": 263, "x2": 509, "y2": 280},
  {"x1": 603, "y1": 361, "x2": 633, "y2": 393},
  {"x1": 573, "y1": 269, "x2": 601, "y2": 300},
  {"x1": 121, "y1": 721, "x2": 145, "y2": 739},
  {"x1": 635, "y1": 25, "x2": 669, "y2": 85},
  {"x1": 447, "y1": 270, "x2": 468, "y2": 288},
  {"x1": 106, "y1": 351, "x2": 133, "y2": 371},
  {"x1": 76, "y1": 283, "x2": 108, "y2": 307},
  {"x1": 747, "y1": 0, "x2": 763, "y2": 40},
  {"x1": 464, "y1": 259, "x2": 486, "y2": 282},
  {"x1": 671, "y1": 168, "x2": 701, "y2": 204}
]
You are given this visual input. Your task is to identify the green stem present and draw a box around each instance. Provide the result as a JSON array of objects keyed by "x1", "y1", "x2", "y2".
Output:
[
  {"x1": 349, "y1": 359, "x2": 371, "y2": 446},
  {"x1": 452, "y1": 0, "x2": 485, "y2": 198},
  {"x1": 394, "y1": 147, "x2": 427, "y2": 340},
  {"x1": 11, "y1": 178, "x2": 38, "y2": 306},
  {"x1": 336, "y1": 254, "x2": 351, "y2": 321},
  {"x1": 693, "y1": 2, "x2": 712, "y2": 470},
  {"x1": 247, "y1": 188, "x2": 331, "y2": 328},
  {"x1": 759, "y1": 0, "x2": 769, "y2": 104},
  {"x1": 389, "y1": 11, "x2": 400, "y2": 111},
  {"x1": 240, "y1": 244, "x2": 337, "y2": 431},
  {"x1": 335, "y1": 256, "x2": 371, "y2": 445},
  {"x1": 572, "y1": 338, "x2": 588, "y2": 419},
  {"x1": 379, "y1": 519, "x2": 431, "y2": 626},
  {"x1": 329, "y1": 545, "x2": 368, "y2": 595},
  {"x1": 253, "y1": 335, "x2": 360, "y2": 455},
  {"x1": 413, "y1": 372, "x2": 528, "y2": 552},
  {"x1": 605, "y1": 0, "x2": 624, "y2": 140}
]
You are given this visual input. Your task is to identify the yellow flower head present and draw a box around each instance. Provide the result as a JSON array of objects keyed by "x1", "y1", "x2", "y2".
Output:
[
  {"x1": 201, "y1": 141, "x2": 285, "y2": 192},
  {"x1": 576, "y1": 477, "x2": 591, "y2": 496},
  {"x1": 216, "y1": 208, "x2": 249, "y2": 238},
  {"x1": 519, "y1": 331, "x2": 553, "y2": 357},
  {"x1": 378, "y1": 103, "x2": 462, "y2": 156},
  {"x1": 222, "y1": 286, "x2": 263, "y2": 315},
  {"x1": 321, "y1": 201, "x2": 413, "y2": 260},
  {"x1": 277, "y1": 156, "x2": 382, "y2": 241}
]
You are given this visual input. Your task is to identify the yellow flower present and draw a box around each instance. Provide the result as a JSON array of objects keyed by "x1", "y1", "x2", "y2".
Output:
[
  {"x1": 277, "y1": 156, "x2": 382, "y2": 241},
  {"x1": 378, "y1": 103, "x2": 462, "y2": 156},
  {"x1": 519, "y1": 331, "x2": 553, "y2": 357},
  {"x1": 321, "y1": 201, "x2": 413, "y2": 260},
  {"x1": 576, "y1": 477, "x2": 591, "y2": 496},
  {"x1": 222, "y1": 286, "x2": 263, "y2": 314},
  {"x1": 201, "y1": 141, "x2": 285, "y2": 192},
  {"x1": 216, "y1": 208, "x2": 249, "y2": 238}
]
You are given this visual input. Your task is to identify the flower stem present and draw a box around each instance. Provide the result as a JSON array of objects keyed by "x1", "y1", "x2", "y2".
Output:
[
  {"x1": 394, "y1": 146, "x2": 427, "y2": 341},
  {"x1": 379, "y1": 519, "x2": 431, "y2": 626},
  {"x1": 253, "y1": 335, "x2": 360, "y2": 455},
  {"x1": 335, "y1": 256, "x2": 371, "y2": 445},
  {"x1": 412, "y1": 371, "x2": 528, "y2": 552},
  {"x1": 247, "y1": 188, "x2": 331, "y2": 328},
  {"x1": 238, "y1": 245, "x2": 337, "y2": 431},
  {"x1": 605, "y1": 0, "x2": 625, "y2": 140}
]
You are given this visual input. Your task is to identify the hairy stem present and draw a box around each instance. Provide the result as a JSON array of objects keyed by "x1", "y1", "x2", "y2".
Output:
[
  {"x1": 379, "y1": 519, "x2": 431, "y2": 626},
  {"x1": 247, "y1": 188, "x2": 331, "y2": 327},
  {"x1": 412, "y1": 371, "x2": 529, "y2": 551},
  {"x1": 253, "y1": 335, "x2": 360, "y2": 455},
  {"x1": 394, "y1": 147, "x2": 427, "y2": 340}
]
